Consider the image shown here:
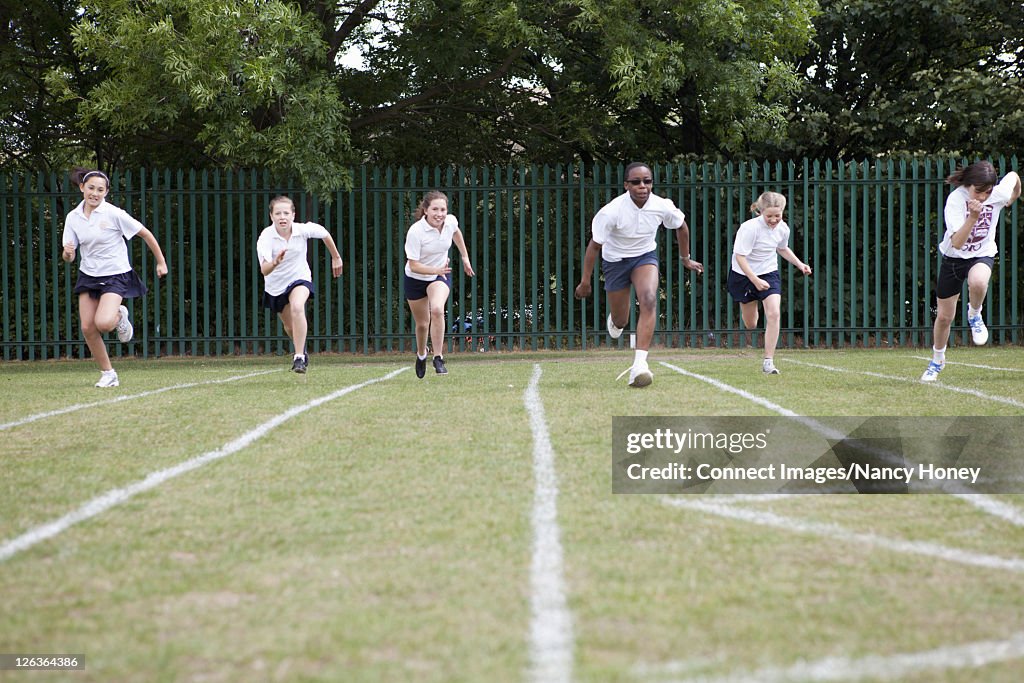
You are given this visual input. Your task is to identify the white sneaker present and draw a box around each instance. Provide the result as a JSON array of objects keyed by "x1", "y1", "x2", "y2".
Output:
[
  {"x1": 116, "y1": 305, "x2": 134, "y2": 343},
  {"x1": 95, "y1": 370, "x2": 119, "y2": 388},
  {"x1": 606, "y1": 313, "x2": 624, "y2": 339},
  {"x1": 920, "y1": 361, "x2": 943, "y2": 382},
  {"x1": 763, "y1": 359, "x2": 780, "y2": 375},
  {"x1": 968, "y1": 314, "x2": 988, "y2": 345},
  {"x1": 617, "y1": 361, "x2": 653, "y2": 387}
]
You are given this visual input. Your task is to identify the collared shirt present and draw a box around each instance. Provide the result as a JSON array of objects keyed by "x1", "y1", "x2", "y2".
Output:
[
  {"x1": 941, "y1": 172, "x2": 1020, "y2": 259},
  {"x1": 591, "y1": 192, "x2": 685, "y2": 261},
  {"x1": 404, "y1": 215, "x2": 460, "y2": 281},
  {"x1": 256, "y1": 222, "x2": 331, "y2": 295},
  {"x1": 731, "y1": 216, "x2": 791, "y2": 275},
  {"x1": 61, "y1": 200, "x2": 144, "y2": 276}
]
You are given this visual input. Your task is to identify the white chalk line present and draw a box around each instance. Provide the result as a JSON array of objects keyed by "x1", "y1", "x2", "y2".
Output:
[
  {"x1": 0, "y1": 368, "x2": 285, "y2": 431},
  {"x1": 647, "y1": 362, "x2": 1024, "y2": 683},
  {"x1": 638, "y1": 630, "x2": 1024, "y2": 683},
  {"x1": 781, "y1": 358, "x2": 1024, "y2": 409},
  {"x1": 524, "y1": 363, "x2": 574, "y2": 683},
  {"x1": 910, "y1": 355, "x2": 1024, "y2": 372},
  {"x1": 659, "y1": 360, "x2": 1024, "y2": 525},
  {"x1": 0, "y1": 368, "x2": 406, "y2": 563},
  {"x1": 662, "y1": 496, "x2": 1024, "y2": 573}
]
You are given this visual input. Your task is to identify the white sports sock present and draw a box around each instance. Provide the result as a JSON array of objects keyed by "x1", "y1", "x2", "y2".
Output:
[
  {"x1": 968, "y1": 305, "x2": 982, "y2": 318},
  {"x1": 932, "y1": 346, "x2": 946, "y2": 364},
  {"x1": 417, "y1": 352, "x2": 427, "y2": 360},
  {"x1": 634, "y1": 349, "x2": 648, "y2": 365}
]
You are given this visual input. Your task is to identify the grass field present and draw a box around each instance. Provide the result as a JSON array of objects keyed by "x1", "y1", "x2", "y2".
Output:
[{"x1": 2, "y1": 346, "x2": 1024, "y2": 682}]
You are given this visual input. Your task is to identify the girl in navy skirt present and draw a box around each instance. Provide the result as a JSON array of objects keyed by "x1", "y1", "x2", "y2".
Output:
[{"x1": 61, "y1": 168, "x2": 168, "y2": 387}]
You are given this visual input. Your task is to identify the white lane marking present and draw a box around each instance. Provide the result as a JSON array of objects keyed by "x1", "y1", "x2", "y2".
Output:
[
  {"x1": 0, "y1": 368, "x2": 406, "y2": 563},
  {"x1": 524, "y1": 364, "x2": 574, "y2": 683},
  {"x1": 658, "y1": 361, "x2": 1024, "y2": 527},
  {"x1": 641, "y1": 630, "x2": 1024, "y2": 682},
  {"x1": 663, "y1": 497, "x2": 1024, "y2": 573},
  {"x1": 1, "y1": 369, "x2": 284, "y2": 431},
  {"x1": 782, "y1": 358, "x2": 1024, "y2": 409},
  {"x1": 910, "y1": 356, "x2": 1024, "y2": 372}
]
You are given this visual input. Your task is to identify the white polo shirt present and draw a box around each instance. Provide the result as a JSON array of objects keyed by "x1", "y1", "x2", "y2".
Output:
[
  {"x1": 256, "y1": 222, "x2": 331, "y2": 295},
  {"x1": 404, "y1": 215, "x2": 460, "y2": 281},
  {"x1": 731, "y1": 216, "x2": 791, "y2": 275},
  {"x1": 940, "y1": 171, "x2": 1020, "y2": 259},
  {"x1": 61, "y1": 200, "x2": 144, "y2": 276},
  {"x1": 591, "y1": 192, "x2": 685, "y2": 262}
]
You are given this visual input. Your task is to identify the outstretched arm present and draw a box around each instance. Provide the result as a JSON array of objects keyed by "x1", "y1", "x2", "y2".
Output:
[
  {"x1": 1007, "y1": 172, "x2": 1022, "y2": 204},
  {"x1": 136, "y1": 227, "x2": 169, "y2": 277},
  {"x1": 574, "y1": 239, "x2": 602, "y2": 299},
  {"x1": 778, "y1": 247, "x2": 812, "y2": 275},
  {"x1": 452, "y1": 229, "x2": 475, "y2": 276},
  {"x1": 321, "y1": 234, "x2": 344, "y2": 277},
  {"x1": 675, "y1": 220, "x2": 703, "y2": 274}
]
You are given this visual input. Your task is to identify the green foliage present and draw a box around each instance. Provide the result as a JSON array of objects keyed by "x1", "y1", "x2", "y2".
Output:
[
  {"x1": 61, "y1": 0, "x2": 352, "y2": 196},
  {"x1": 0, "y1": 0, "x2": 99, "y2": 172},
  {"x1": 12, "y1": 0, "x2": 1023, "y2": 175},
  {"x1": 774, "y1": 0, "x2": 1024, "y2": 159}
]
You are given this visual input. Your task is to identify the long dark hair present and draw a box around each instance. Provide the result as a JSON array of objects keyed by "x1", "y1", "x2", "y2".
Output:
[
  {"x1": 946, "y1": 161, "x2": 997, "y2": 190},
  {"x1": 414, "y1": 191, "x2": 448, "y2": 221}
]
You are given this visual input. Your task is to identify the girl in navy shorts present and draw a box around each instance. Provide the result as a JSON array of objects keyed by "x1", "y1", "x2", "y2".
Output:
[
  {"x1": 61, "y1": 168, "x2": 168, "y2": 387},
  {"x1": 403, "y1": 191, "x2": 474, "y2": 378},
  {"x1": 257, "y1": 196, "x2": 344, "y2": 373},
  {"x1": 728, "y1": 192, "x2": 812, "y2": 375}
]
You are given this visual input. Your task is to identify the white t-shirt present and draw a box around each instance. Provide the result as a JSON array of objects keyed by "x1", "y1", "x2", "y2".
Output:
[
  {"x1": 731, "y1": 216, "x2": 791, "y2": 275},
  {"x1": 404, "y1": 215, "x2": 460, "y2": 281},
  {"x1": 62, "y1": 200, "x2": 144, "y2": 276},
  {"x1": 591, "y1": 192, "x2": 685, "y2": 262},
  {"x1": 256, "y1": 222, "x2": 331, "y2": 295},
  {"x1": 940, "y1": 171, "x2": 1020, "y2": 259}
]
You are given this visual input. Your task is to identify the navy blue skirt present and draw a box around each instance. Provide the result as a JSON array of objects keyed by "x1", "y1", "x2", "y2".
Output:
[
  {"x1": 262, "y1": 280, "x2": 315, "y2": 313},
  {"x1": 73, "y1": 270, "x2": 147, "y2": 300}
]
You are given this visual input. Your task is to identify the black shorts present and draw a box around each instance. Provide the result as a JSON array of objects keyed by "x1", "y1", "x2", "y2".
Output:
[
  {"x1": 727, "y1": 269, "x2": 782, "y2": 303},
  {"x1": 935, "y1": 256, "x2": 995, "y2": 300},
  {"x1": 262, "y1": 280, "x2": 314, "y2": 313},
  {"x1": 404, "y1": 273, "x2": 451, "y2": 301},
  {"x1": 73, "y1": 270, "x2": 148, "y2": 300}
]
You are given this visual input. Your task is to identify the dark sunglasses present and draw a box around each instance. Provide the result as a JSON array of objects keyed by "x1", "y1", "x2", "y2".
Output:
[{"x1": 626, "y1": 178, "x2": 654, "y2": 186}]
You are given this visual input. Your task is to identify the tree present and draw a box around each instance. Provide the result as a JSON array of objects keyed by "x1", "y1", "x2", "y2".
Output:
[
  {"x1": 772, "y1": 0, "x2": 1024, "y2": 159},
  {"x1": 36, "y1": 0, "x2": 816, "y2": 190},
  {"x1": 51, "y1": 0, "x2": 352, "y2": 195},
  {"x1": 0, "y1": 0, "x2": 100, "y2": 173}
]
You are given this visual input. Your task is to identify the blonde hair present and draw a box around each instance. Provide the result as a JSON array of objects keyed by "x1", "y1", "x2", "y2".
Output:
[
  {"x1": 414, "y1": 191, "x2": 448, "y2": 221},
  {"x1": 750, "y1": 191, "x2": 786, "y2": 215}
]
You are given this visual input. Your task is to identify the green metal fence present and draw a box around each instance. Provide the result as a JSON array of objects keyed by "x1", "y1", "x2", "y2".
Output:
[{"x1": 2, "y1": 158, "x2": 1021, "y2": 361}]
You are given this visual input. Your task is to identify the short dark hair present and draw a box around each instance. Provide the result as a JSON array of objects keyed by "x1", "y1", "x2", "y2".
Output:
[{"x1": 624, "y1": 162, "x2": 651, "y2": 177}]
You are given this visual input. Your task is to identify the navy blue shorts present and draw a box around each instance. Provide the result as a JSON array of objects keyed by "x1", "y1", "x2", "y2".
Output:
[
  {"x1": 728, "y1": 269, "x2": 782, "y2": 303},
  {"x1": 262, "y1": 280, "x2": 314, "y2": 313},
  {"x1": 935, "y1": 255, "x2": 995, "y2": 299},
  {"x1": 73, "y1": 270, "x2": 147, "y2": 300},
  {"x1": 404, "y1": 273, "x2": 451, "y2": 301},
  {"x1": 601, "y1": 250, "x2": 659, "y2": 292}
]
